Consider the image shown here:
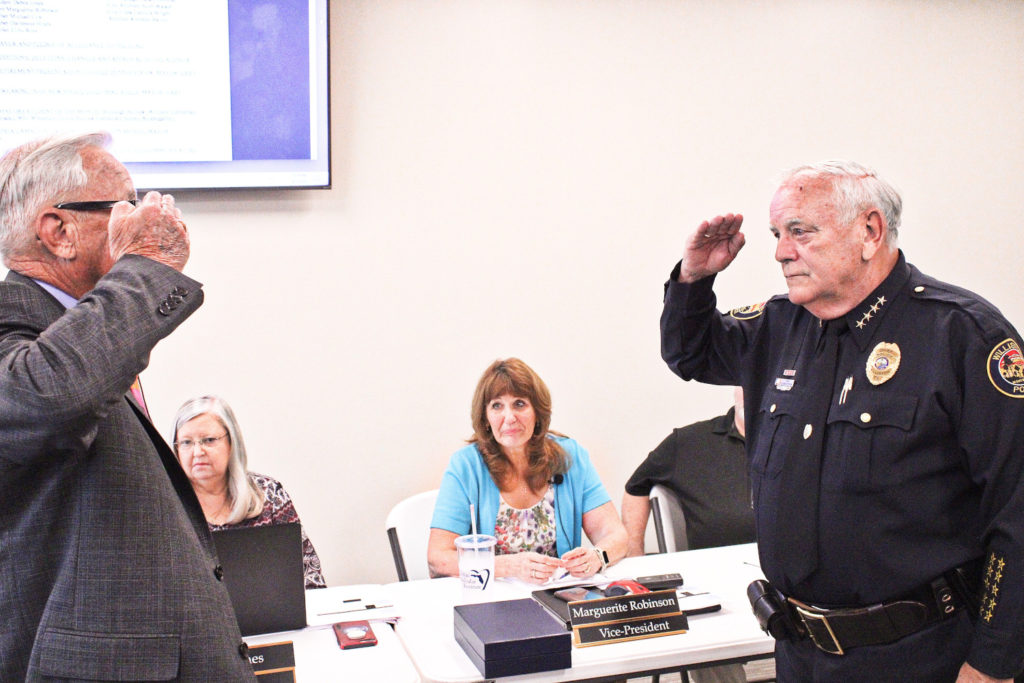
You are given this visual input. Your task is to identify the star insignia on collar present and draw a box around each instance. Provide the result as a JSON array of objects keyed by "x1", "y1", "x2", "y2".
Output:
[{"x1": 857, "y1": 295, "x2": 887, "y2": 329}]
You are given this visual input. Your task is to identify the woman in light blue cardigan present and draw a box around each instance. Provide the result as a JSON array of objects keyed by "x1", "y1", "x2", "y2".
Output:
[{"x1": 428, "y1": 358, "x2": 626, "y2": 583}]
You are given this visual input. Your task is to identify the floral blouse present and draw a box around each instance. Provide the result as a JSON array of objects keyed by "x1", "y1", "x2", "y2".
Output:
[
  {"x1": 494, "y1": 486, "x2": 558, "y2": 557},
  {"x1": 209, "y1": 472, "x2": 326, "y2": 588}
]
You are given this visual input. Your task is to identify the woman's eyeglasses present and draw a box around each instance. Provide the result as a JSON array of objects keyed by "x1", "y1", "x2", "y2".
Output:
[{"x1": 174, "y1": 433, "x2": 229, "y2": 453}]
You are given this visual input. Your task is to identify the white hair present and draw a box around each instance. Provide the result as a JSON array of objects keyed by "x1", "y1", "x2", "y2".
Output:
[
  {"x1": 781, "y1": 160, "x2": 902, "y2": 245},
  {"x1": 0, "y1": 132, "x2": 112, "y2": 264},
  {"x1": 172, "y1": 395, "x2": 264, "y2": 525}
]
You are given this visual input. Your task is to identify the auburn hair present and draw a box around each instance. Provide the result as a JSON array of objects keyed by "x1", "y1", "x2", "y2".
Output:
[{"x1": 468, "y1": 358, "x2": 568, "y2": 493}]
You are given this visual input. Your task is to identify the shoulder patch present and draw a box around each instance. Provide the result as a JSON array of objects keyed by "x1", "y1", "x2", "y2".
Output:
[
  {"x1": 987, "y1": 338, "x2": 1024, "y2": 398},
  {"x1": 729, "y1": 302, "x2": 766, "y2": 320}
]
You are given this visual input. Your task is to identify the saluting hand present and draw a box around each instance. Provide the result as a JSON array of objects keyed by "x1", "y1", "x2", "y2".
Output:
[
  {"x1": 107, "y1": 191, "x2": 190, "y2": 272},
  {"x1": 677, "y1": 213, "x2": 745, "y2": 283}
]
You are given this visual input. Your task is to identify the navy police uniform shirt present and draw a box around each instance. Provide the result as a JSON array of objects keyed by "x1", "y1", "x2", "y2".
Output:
[{"x1": 660, "y1": 251, "x2": 1024, "y2": 677}]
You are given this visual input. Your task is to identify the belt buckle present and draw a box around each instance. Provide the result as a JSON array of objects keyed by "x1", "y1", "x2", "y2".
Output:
[{"x1": 790, "y1": 600, "x2": 845, "y2": 656}]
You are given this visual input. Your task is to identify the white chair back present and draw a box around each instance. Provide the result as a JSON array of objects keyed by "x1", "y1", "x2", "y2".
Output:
[
  {"x1": 385, "y1": 489, "x2": 439, "y2": 581},
  {"x1": 649, "y1": 484, "x2": 688, "y2": 553}
]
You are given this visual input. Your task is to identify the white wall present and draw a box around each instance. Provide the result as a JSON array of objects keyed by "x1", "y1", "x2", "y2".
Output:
[{"x1": 9, "y1": 0, "x2": 1024, "y2": 585}]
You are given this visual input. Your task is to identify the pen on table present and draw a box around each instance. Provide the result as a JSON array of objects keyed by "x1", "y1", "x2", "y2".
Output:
[{"x1": 318, "y1": 603, "x2": 390, "y2": 616}]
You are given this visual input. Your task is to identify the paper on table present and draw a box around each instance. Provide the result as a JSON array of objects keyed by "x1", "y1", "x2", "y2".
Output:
[
  {"x1": 546, "y1": 568, "x2": 616, "y2": 587},
  {"x1": 675, "y1": 588, "x2": 723, "y2": 616},
  {"x1": 306, "y1": 585, "x2": 399, "y2": 626},
  {"x1": 503, "y1": 571, "x2": 610, "y2": 591}
]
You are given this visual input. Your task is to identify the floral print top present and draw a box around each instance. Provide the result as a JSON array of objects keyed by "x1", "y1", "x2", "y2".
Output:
[
  {"x1": 209, "y1": 472, "x2": 326, "y2": 588},
  {"x1": 494, "y1": 486, "x2": 557, "y2": 557}
]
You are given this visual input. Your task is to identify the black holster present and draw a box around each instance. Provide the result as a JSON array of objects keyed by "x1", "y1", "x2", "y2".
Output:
[
  {"x1": 946, "y1": 559, "x2": 982, "y2": 617},
  {"x1": 747, "y1": 579, "x2": 802, "y2": 640}
]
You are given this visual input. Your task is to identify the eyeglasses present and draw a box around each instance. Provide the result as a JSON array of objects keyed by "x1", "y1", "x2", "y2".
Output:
[
  {"x1": 174, "y1": 433, "x2": 229, "y2": 452},
  {"x1": 54, "y1": 199, "x2": 139, "y2": 211}
]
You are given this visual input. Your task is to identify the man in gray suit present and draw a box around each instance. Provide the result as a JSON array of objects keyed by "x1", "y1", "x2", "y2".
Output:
[{"x1": 0, "y1": 133, "x2": 256, "y2": 681}]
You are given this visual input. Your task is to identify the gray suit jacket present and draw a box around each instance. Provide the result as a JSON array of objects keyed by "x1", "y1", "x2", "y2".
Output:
[{"x1": 0, "y1": 256, "x2": 256, "y2": 681}]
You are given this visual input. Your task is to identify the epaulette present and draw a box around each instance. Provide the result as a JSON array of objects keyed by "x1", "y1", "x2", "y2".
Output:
[
  {"x1": 908, "y1": 271, "x2": 1024, "y2": 398},
  {"x1": 906, "y1": 273, "x2": 1009, "y2": 341}
]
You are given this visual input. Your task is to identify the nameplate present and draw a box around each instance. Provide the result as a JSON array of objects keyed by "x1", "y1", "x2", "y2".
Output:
[
  {"x1": 247, "y1": 641, "x2": 296, "y2": 680},
  {"x1": 567, "y1": 589, "x2": 681, "y2": 627},
  {"x1": 573, "y1": 612, "x2": 689, "y2": 647}
]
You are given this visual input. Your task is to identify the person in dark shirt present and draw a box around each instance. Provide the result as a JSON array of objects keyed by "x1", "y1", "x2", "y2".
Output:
[
  {"x1": 660, "y1": 160, "x2": 1024, "y2": 682},
  {"x1": 623, "y1": 387, "x2": 759, "y2": 683},
  {"x1": 622, "y1": 386, "x2": 753, "y2": 555}
]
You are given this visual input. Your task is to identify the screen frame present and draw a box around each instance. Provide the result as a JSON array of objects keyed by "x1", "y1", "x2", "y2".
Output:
[{"x1": 0, "y1": 0, "x2": 332, "y2": 193}]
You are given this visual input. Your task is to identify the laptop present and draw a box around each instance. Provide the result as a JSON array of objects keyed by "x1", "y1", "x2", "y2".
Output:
[{"x1": 212, "y1": 522, "x2": 307, "y2": 636}]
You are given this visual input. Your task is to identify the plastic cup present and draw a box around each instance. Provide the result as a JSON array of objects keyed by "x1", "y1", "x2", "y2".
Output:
[{"x1": 455, "y1": 534, "x2": 496, "y2": 591}]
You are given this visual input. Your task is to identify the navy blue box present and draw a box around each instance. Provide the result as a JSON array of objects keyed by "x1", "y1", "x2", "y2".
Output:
[{"x1": 453, "y1": 598, "x2": 572, "y2": 678}]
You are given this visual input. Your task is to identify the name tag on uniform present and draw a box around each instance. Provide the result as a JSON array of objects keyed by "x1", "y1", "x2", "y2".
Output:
[{"x1": 774, "y1": 378, "x2": 795, "y2": 391}]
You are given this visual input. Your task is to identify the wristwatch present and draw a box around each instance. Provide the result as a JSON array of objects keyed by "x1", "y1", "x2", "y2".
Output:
[{"x1": 593, "y1": 547, "x2": 609, "y2": 573}]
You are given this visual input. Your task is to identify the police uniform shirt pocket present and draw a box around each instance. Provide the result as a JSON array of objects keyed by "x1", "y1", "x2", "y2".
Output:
[
  {"x1": 825, "y1": 392, "x2": 917, "y2": 492},
  {"x1": 751, "y1": 391, "x2": 801, "y2": 478},
  {"x1": 36, "y1": 629, "x2": 180, "y2": 681}
]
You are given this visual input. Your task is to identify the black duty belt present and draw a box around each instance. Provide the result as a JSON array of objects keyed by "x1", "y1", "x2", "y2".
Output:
[{"x1": 785, "y1": 575, "x2": 964, "y2": 656}]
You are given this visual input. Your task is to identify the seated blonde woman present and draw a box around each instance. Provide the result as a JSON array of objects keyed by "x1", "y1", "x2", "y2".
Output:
[
  {"x1": 172, "y1": 395, "x2": 325, "y2": 588},
  {"x1": 428, "y1": 358, "x2": 627, "y2": 583}
]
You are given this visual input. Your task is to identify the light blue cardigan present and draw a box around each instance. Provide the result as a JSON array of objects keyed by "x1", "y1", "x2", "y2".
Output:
[{"x1": 430, "y1": 436, "x2": 611, "y2": 556}]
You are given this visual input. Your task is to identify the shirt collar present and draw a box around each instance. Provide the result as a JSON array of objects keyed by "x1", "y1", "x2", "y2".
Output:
[
  {"x1": 839, "y1": 250, "x2": 910, "y2": 350},
  {"x1": 33, "y1": 279, "x2": 78, "y2": 309},
  {"x1": 712, "y1": 407, "x2": 745, "y2": 442}
]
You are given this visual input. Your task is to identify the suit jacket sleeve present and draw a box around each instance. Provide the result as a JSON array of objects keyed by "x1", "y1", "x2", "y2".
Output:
[{"x1": 0, "y1": 254, "x2": 203, "y2": 465}]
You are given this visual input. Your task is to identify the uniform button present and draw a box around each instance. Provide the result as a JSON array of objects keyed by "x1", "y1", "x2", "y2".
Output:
[
  {"x1": 803, "y1": 424, "x2": 813, "y2": 439},
  {"x1": 914, "y1": 286, "x2": 925, "y2": 293},
  {"x1": 171, "y1": 286, "x2": 189, "y2": 297},
  {"x1": 238, "y1": 641, "x2": 249, "y2": 658},
  {"x1": 860, "y1": 413, "x2": 872, "y2": 423},
  {"x1": 157, "y1": 302, "x2": 172, "y2": 316},
  {"x1": 770, "y1": 404, "x2": 777, "y2": 413},
  {"x1": 214, "y1": 564, "x2": 224, "y2": 580}
]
